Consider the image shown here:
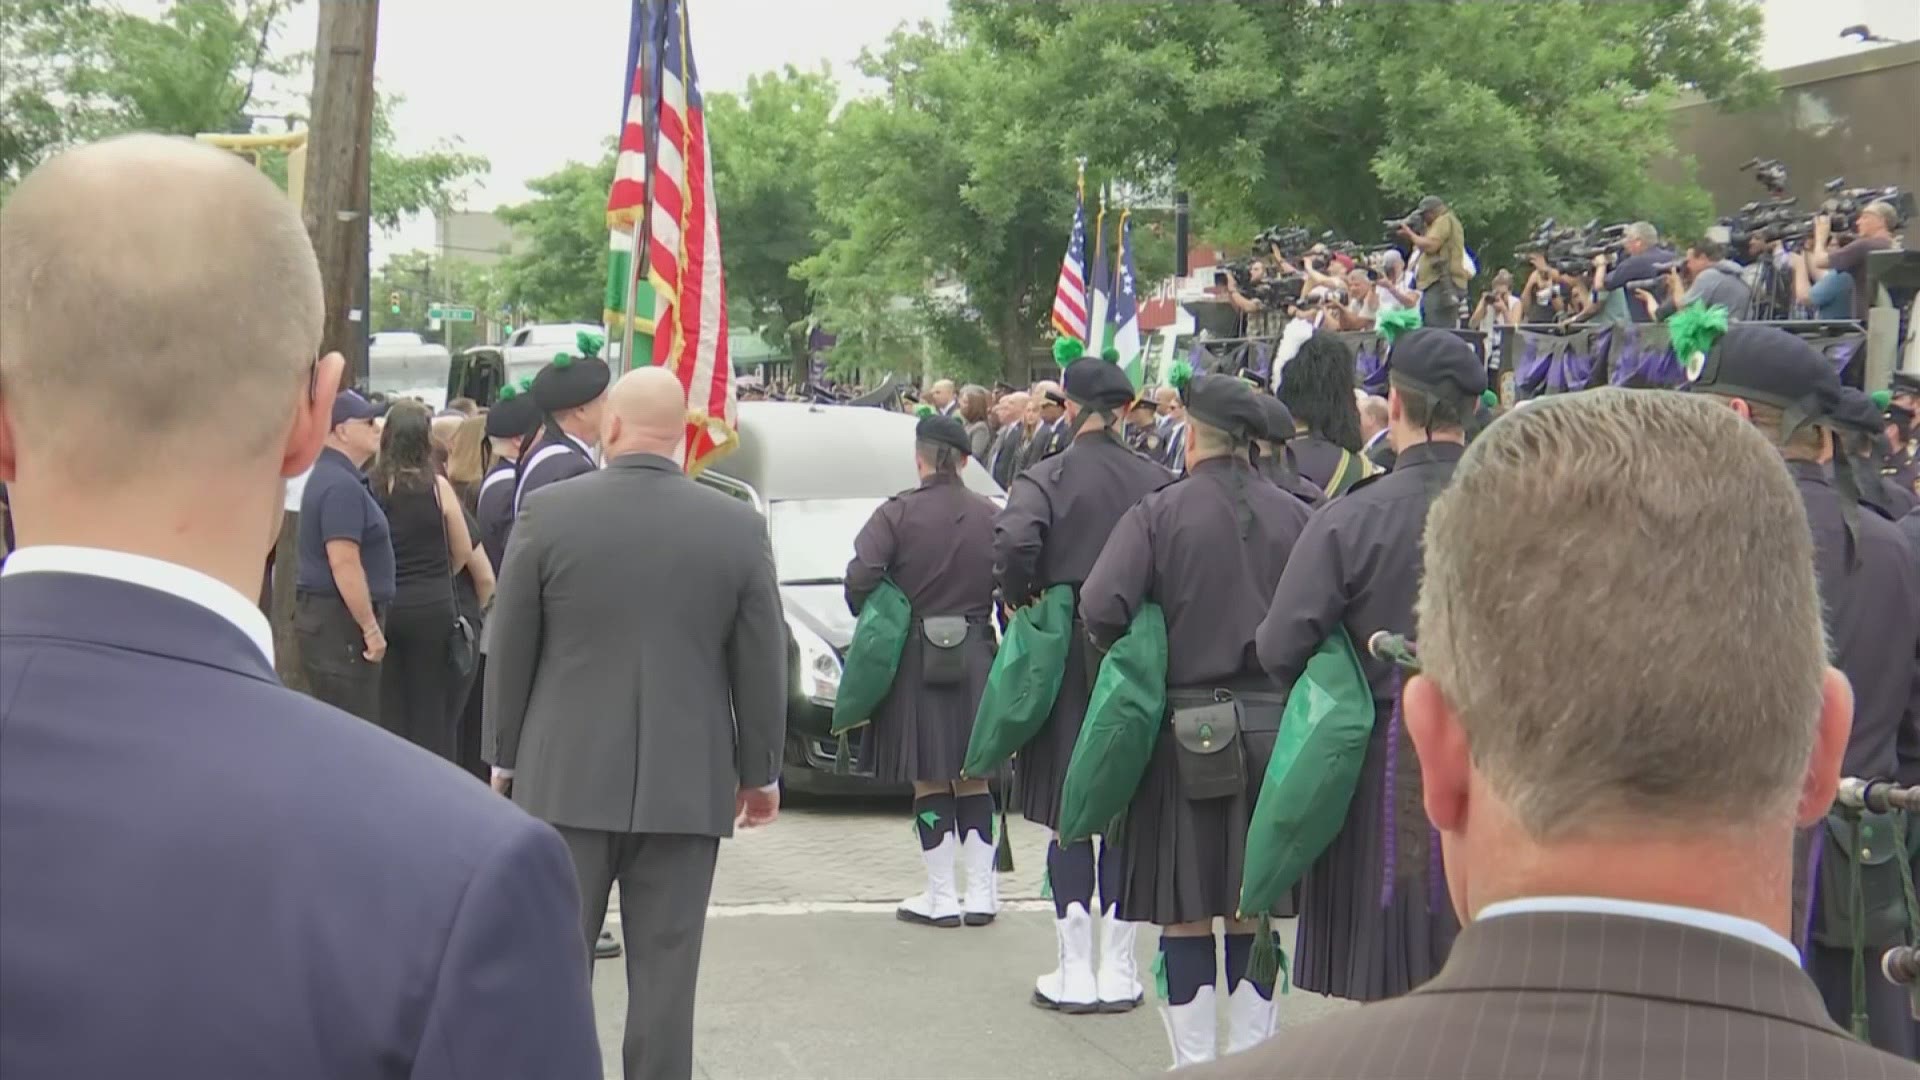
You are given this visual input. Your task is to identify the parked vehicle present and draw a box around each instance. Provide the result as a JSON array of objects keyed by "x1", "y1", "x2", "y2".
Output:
[
  {"x1": 501, "y1": 323, "x2": 612, "y2": 388},
  {"x1": 368, "y1": 332, "x2": 453, "y2": 411},
  {"x1": 699, "y1": 402, "x2": 1004, "y2": 793}
]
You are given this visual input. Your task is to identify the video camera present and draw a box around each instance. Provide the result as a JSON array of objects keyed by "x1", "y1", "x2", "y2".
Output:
[
  {"x1": 1720, "y1": 163, "x2": 1912, "y2": 249},
  {"x1": 1817, "y1": 177, "x2": 1912, "y2": 226},
  {"x1": 1382, "y1": 209, "x2": 1425, "y2": 244},
  {"x1": 1739, "y1": 156, "x2": 1791, "y2": 198},
  {"x1": 1513, "y1": 217, "x2": 1630, "y2": 276}
]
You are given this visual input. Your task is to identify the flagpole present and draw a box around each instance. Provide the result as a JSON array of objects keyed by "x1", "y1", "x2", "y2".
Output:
[{"x1": 619, "y1": 0, "x2": 656, "y2": 376}]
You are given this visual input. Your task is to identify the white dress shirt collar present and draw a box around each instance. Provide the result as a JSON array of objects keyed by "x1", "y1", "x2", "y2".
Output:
[
  {"x1": 2, "y1": 545, "x2": 274, "y2": 666},
  {"x1": 1476, "y1": 895, "x2": 1799, "y2": 966}
]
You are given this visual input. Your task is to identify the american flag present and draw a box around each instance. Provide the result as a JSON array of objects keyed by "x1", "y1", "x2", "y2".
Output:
[
  {"x1": 1050, "y1": 171, "x2": 1089, "y2": 341},
  {"x1": 603, "y1": 0, "x2": 653, "y2": 336},
  {"x1": 646, "y1": 0, "x2": 734, "y2": 472}
]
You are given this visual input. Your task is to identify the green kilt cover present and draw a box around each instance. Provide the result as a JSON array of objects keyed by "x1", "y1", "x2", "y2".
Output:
[
  {"x1": 830, "y1": 580, "x2": 911, "y2": 736},
  {"x1": 1238, "y1": 627, "x2": 1373, "y2": 916},
  {"x1": 1057, "y1": 604, "x2": 1168, "y2": 843},
  {"x1": 962, "y1": 584, "x2": 1075, "y2": 778}
]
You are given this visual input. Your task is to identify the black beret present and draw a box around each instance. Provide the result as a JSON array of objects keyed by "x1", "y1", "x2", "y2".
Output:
[
  {"x1": 916, "y1": 414, "x2": 972, "y2": 456},
  {"x1": 1828, "y1": 387, "x2": 1884, "y2": 437},
  {"x1": 1255, "y1": 395, "x2": 1298, "y2": 442},
  {"x1": 1183, "y1": 374, "x2": 1265, "y2": 440},
  {"x1": 532, "y1": 352, "x2": 612, "y2": 413},
  {"x1": 1062, "y1": 357, "x2": 1136, "y2": 411},
  {"x1": 1388, "y1": 328, "x2": 1485, "y2": 404},
  {"x1": 1687, "y1": 324, "x2": 1840, "y2": 435},
  {"x1": 485, "y1": 383, "x2": 540, "y2": 438}
]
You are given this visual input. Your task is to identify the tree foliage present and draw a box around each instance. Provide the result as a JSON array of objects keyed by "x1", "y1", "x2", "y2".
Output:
[
  {"x1": 0, "y1": 0, "x2": 489, "y2": 226},
  {"x1": 371, "y1": 249, "x2": 506, "y2": 341},
  {"x1": 495, "y1": 154, "x2": 616, "y2": 324},
  {"x1": 797, "y1": 0, "x2": 1770, "y2": 382}
]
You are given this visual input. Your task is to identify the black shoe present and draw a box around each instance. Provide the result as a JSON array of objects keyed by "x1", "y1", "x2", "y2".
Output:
[
  {"x1": 963, "y1": 912, "x2": 996, "y2": 927},
  {"x1": 594, "y1": 929, "x2": 622, "y2": 960}
]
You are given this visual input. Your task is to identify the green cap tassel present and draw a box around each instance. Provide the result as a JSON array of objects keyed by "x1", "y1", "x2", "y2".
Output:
[
  {"x1": 1248, "y1": 913, "x2": 1290, "y2": 993},
  {"x1": 1166, "y1": 359, "x2": 1194, "y2": 396},
  {"x1": 1053, "y1": 337, "x2": 1085, "y2": 368},
  {"x1": 994, "y1": 804, "x2": 1015, "y2": 872},
  {"x1": 1665, "y1": 301, "x2": 1729, "y2": 383},
  {"x1": 831, "y1": 732, "x2": 851, "y2": 775},
  {"x1": 1374, "y1": 306, "x2": 1422, "y2": 343}
]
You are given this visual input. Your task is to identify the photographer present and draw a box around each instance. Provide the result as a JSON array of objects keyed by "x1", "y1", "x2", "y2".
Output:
[
  {"x1": 1640, "y1": 237, "x2": 1750, "y2": 320},
  {"x1": 1594, "y1": 221, "x2": 1676, "y2": 324},
  {"x1": 1400, "y1": 195, "x2": 1470, "y2": 327},
  {"x1": 1227, "y1": 259, "x2": 1287, "y2": 338},
  {"x1": 1791, "y1": 234, "x2": 1854, "y2": 321},
  {"x1": 1469, "y1": 270, "x2": 1522, "y2": 337},
  {"x1": 1809, "y1": 200, "x2": 1901, "y2": 319},
  {"x1": 1520, "y1": 253, "x2": 1565, "y2": 324},
  {"x1": 1330, "y1": 267, "x2": 1401, "y2": 331}
]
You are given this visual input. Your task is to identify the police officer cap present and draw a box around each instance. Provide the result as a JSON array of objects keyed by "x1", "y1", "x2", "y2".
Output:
[
  {"x1": 916, "y1": 414, "x2": 972, "y2": 457},
  {"x1": 1062, "y1": 357, "x2": 1136, "y2": 411},
  {"x1": 1256, "y1": 395, "x2": 1298, "y2": 443},
  {"x1": 1892, "y1": 371, "x2": 1920, "y2": 397},
  {"x1": 1686, "y1": 324, "x2": 1840, "y2": 435},
  {"x1": 1183, "y1": 374, "x2": 1265, "y2": 441},
  {"x1": 1388, "y1": 328, "x2": 1485, "y2": 404},
  {"x1": 485, "y1": 381, "x2": 540, "y2": 438},
  {"x1": 532, "y1": 331, "x2": 612, "y2": 414}
]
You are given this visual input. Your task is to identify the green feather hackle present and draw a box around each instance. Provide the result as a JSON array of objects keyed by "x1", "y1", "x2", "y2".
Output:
[
  {"x1": 1101, "y1": 346, "x2": 1120, "y2": 363},
  {"x1": 551, "y1": 351, "x2": 575, "y2": 369},
  {"x1": 1375, "y1": 307, "x2": 1422, "y2": 344},
  {"x1": 1052, "y1": 337, "x2": 1085, "y2": 367},
  {"x1": 914, "y1": 403, "x2": 935, "y2": 418},
  {"x1": 1167, "y1": 359, "x2": 1194, "y2": 395},
  {"x1": 1871, "y1": 389, "x2": 1893, "y2": 410},
  {"x1": 576, "y1": 330, "x2": 605, "y2": 359},
  {"x1": 1665, "y1": 301, "x2": 1729, "y2": 377}
]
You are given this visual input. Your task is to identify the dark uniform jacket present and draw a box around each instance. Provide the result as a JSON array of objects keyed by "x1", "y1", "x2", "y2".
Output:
[
  {"x1": 1291, "y1": 432, "x2": 1372, "y2": 499},
  {"x1": 845, "y1": 473, "x2": 997, "y2": 619},
  {"x1": 988, "y1": 425, "x2": 1028, "y2": 489},
  {"x1": 1903, "y1": 506, "x2": 1920, "y2": 564},
  {"x1": 1256, "y1": 441, "x2": 1465, "y2": 702},
  {"x1": 1020, "y1": 417, "x2": 1071, "y2": 473},
  {"x1": 994, "y1": 430, "x2": 1170, "y2": 605},
  {"x1": 1179, "y1": 910, "x2": 1914, "y2": 1080},
  {"x1": 1255, "y1": 451, "x2": 1326, "y2": 509},
  {"x1": 475, "y1": 459, "x2": 518, "y2": 577},
  {"x1": 1790, "y1": 460, "x2": 1920, "y2": 784},
  {"x1": 1082, "y1": 457, "x2": 1311, "y2": 686},
  {"x1": 512, "y1": 429, "x2": 595, "y2": 516}
]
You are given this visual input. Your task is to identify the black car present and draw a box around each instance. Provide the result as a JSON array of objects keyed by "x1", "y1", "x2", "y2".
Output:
[{"x1": 698, "y1": 401, "x2": 1004, "y2": 794}]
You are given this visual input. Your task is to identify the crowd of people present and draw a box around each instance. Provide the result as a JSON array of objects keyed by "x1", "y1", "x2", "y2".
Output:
[{"x1": 3, "y1": 134, "x2": 1919, "y2": 1080}]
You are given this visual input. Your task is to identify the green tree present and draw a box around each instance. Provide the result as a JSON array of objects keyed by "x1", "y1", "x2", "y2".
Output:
[
  {"x1": 798, "y1": 0, "x2": 1769, "y2": 383},
  {"x1": 495, "y1": 153, "x2": 616, "y2": 324},
  {"x1": 372, "y1": 249, "x2": 506, "y2": 343},
  {"x1": 0, "y1": 0, "x2": 489, "y2": 225},
  {"x1": 706, "y1": 65, "x2": 836, "y2": 362}
]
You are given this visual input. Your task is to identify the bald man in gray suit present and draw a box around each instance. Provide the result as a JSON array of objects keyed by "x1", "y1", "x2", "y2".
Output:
[{"x1": 1188, "y1": 389, "x2": 1918, "y2": 1079}]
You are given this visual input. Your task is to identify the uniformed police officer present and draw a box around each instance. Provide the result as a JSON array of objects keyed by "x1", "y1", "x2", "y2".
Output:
[
  {"x1": 995, "y1": 356, "x2": 1169, "y2": 1014},
  {"x1": 475, "y1": 382, "x2": 540, "y2": 577},
  {"x1": 1081, "y1": 374, "x2": 1312, "y2": 1067},
  {"x1": 1275, "y1": 332, "x2": 1376, "y2": 498},
  {"x1": 1251, "y1": 395, "x2": 1323, "y2": 509},
  {"x1": 1832, "y1": 388, "x2": 1918, "y2": 518},
  {"x1": 1254, "y1": 328, "x2": 1483, "y2": 1003},
  {"x1": 1124, "y1": 396, "x2": 1166, "y2": 459},
  {"x1": 515, "y1": 342, "x2": 611, "y2": 514},
  {"x1": 1685, "y1": 324, "x2": 1920, "y2": 1058},
  {"x1": 1884, "y1": 400, "x2": 1919, "y2": 501},
  {"x1": 844, "y1": 415, "x2": 1004, "y2": 930}
]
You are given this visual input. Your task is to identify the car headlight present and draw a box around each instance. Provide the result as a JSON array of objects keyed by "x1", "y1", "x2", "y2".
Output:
[{"x1": 786, "y1": 614, "x2": 842, "y2": 706}]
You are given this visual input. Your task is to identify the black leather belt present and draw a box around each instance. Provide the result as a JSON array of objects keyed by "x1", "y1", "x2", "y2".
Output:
[{"x1": 1166, "y1": 688, "x2": 1286, "y2": 732}]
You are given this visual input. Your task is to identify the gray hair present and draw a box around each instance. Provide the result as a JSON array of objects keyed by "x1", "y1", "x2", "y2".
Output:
[
  {"x1": 915, "y1": 439, "x2": 964, "y2": 474},
  {"x1": 1625, "y1": 221, "x2": 1660, "y2": 247},
  {"x1": 1862, "y1": 200, "x2": 1900, "y2": 230},
  {"x1": 1417, "y1": 389, "x2": 1825, "y2": 836},
  {"x1": 1, "y1": 135, "x2": 322, "y2": 482}
]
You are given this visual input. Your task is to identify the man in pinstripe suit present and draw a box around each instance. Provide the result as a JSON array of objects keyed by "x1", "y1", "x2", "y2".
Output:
[{"x1": 1191, "y1": 389, "x2": 1918, "y2": 1078}]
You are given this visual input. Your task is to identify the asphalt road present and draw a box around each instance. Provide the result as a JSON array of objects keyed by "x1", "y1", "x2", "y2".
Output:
[{"x1": 589, "y1": 793, "x2": 1356, "y2": 1079}]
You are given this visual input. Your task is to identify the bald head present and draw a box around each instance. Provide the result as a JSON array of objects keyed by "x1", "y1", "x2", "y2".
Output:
[
  {"x1": 1, "y1": 135, "x2": 324, "y2": 485},
  {"x1": 603, "y1": 366, "x2": 688, "y2": 458}
]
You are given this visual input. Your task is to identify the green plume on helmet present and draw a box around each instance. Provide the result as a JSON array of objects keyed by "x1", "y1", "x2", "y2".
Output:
[
  {"x1": 1166, "y1": 359, "x2": 1194, "y2": 395},
  {"x1": 1375, "y1": 306, "x2": 1422, "y2": 344},
  {"x1": 1053, "y1": 337, "x2": 1085, "y2": 368},
  {"x1": 1665, "y1": 302, "x2": 1729, "y2": 382}
]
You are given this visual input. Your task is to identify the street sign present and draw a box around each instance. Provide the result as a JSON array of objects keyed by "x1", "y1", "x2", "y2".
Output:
[{"x1": 427, "y1": 305, "x2": 476, "y2": 322}]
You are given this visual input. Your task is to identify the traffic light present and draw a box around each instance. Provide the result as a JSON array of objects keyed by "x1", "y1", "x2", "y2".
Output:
[{"x1": 389, "y1": 291, "x2": 401, "y2": 315}]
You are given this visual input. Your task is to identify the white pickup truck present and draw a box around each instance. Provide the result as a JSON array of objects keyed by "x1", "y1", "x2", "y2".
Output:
[{"x1": 500, "y1": 323, "x2": 622, "y2": 388}]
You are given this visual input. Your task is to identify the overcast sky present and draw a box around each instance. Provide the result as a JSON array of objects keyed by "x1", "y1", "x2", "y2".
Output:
[{"x1": 229, "y1": 0, "x2": 1915, "y2": 265}]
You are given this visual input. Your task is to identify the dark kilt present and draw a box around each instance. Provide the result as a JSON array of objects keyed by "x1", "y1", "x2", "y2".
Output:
[
  {"x1": 860, "y1": 621, "x2": 995, "y2": 783},
  {"x1": 1011, "y1": 623, "x2": 1095, "y2": 831},
  {"x1": 1112, "y1": 689, "x2": 1284, "y2": 926},
  {"x1": 1290, "y1": 713, "x2": 1459, "y2": 1002}
]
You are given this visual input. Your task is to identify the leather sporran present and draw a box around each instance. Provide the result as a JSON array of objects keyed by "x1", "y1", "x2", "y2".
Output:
[
  {"x1": 1170, "y1": 695, "x2": 1245, "y2": 801},
  {"x1": 919, "y1": 616, "x2": 969, "y2": 687}
]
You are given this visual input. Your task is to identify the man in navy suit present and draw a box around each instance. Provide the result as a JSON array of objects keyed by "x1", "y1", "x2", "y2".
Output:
[{"x1": 0, "y1": 135, "x2": 600, "y2": 1078}]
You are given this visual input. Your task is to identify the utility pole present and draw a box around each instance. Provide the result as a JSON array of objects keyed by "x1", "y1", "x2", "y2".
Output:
[{"x1": 277, "y1": 0, "x2": 379, "y2": 685}]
